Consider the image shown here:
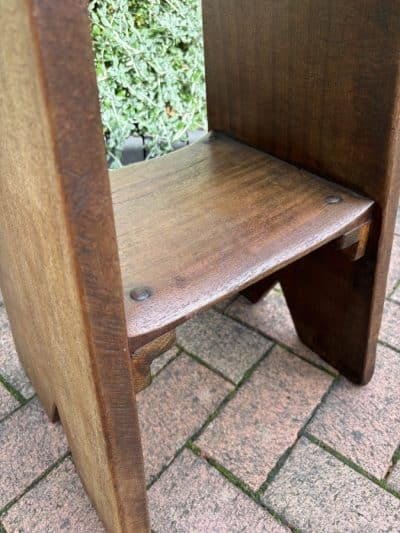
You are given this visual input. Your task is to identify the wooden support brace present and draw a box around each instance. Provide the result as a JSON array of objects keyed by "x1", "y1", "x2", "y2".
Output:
[
  {"x1": 334, "y1": 220, "x2": 372, "y2": 261},
  {"x1": 131, "y1": 330, "x2": 176, "y2": 392}
]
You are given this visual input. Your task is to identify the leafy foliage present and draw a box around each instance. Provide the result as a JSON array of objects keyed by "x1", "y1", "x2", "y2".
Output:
[{"x1": 89, "y1": 0, "x2": 207, "y2": 166}]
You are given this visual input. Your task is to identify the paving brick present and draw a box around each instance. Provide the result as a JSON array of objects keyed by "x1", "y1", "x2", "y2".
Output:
[
  {"x1": 392, "y1": 284, "x2": 400, "y2": 303},
  {"x1": 150, "y1": 346, "x2": 178, "y2": 375},
  {"x1": 307, "y1": 344, "x2": 400, "y2": 479},
  {"x1": 0, "y1": 383, "x2": 18, "y2": 421},
  {"x1": 214, "y1": 295, "x2": 237, "y2": 311},
  {"x1": 197, "y1": 346, "x2": 333, "y2": 490},
  {"x1": 177, "y1": 310, "x2": 272, "y2": 383},
  {"x1": 387, "y1": 234, "x2": 400, "y2": 295},
  {"x1": 226, "y1": 291, "x2": 337, "y2": 373},
  {"x1": 0, "y1": 305, "x2": 34, "y2": 398},
  {"x1": 138, "y1": 354, "x2": 233, "y2": 484},
  {"x1": 388, "y1": 460, "x2": 400, "y2": 493},
  {"x1": 0, "y1": 398, "x2": 68, "y2": 509},
  {"x1": 2, "y1": 458, "x2": 104, "y2": 532},
  {"x1": 149, "y1": 449, "x2": 288, "y2": 533},
  {"x1": 380, "y1": 299, "x2": 400, "y2": 350},
  {"x1": 263, "y1": 438, "x2": 400, "y2": 532},
  {"x1": 395, "y1": 207, "x2": 400, "y2": 235}
]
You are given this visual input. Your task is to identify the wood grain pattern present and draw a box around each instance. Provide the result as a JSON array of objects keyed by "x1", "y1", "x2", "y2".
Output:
[
  {"x1": 131, "y1": 331, "x2": 176, "y2": 392},
  {"x1": 2, "y1": 1, "x2": 400, "y2": 530},
  {"x1": 111, "y1": 133, "x2": 373, "y2": 350},
  {"x1": 0, "y1": 1, "x2": 149, "y2": 531},
  {"x1": 203, "y1": 0, "x2": 400, "y2": 383}
]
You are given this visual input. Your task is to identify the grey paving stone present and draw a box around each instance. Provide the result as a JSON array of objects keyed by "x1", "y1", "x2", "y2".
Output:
[
  {"x1": 307, "y1": 344, "x2": 400, "y2": 479},
  {"x1": 0, "y1": 398, "x2": 68, "y2": 509},
  {"x1": 138, "y1": 354, "x2": 233, "y2": 484},
  {"x1": 2, "y1": 458, "x2": 104, "y2": 532},
  {"x1": 149, "y1": 449, "x2": 288, "y2": 533},
  {"x1": 177, "y1": 309, "x2": 272, "y2": 383},
  {"x1": 263, "y1": 438, "x2": 400, "y2": 532},
  {"x1": 197, "y1": 346, "x2": 333, "y2": 490},
  {"x1": 0, "y1": 305, "x2": 34, "y2": 398}
]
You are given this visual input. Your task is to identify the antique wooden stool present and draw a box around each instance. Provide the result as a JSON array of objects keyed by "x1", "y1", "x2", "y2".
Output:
[{"x1": 1, "y1": 1, "x2": 400, "y2": 531}]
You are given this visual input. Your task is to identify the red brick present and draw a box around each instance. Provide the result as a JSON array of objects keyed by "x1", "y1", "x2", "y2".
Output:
[
  {"x1": 380, "y1": 299, "x2": 400, "y2": 350},
  {"x1": 0, "y1": 382, "x2": 18, "y2": 420},
  {"x1": 0, "y1": 398, "x2": 68, "y2": 509},
  {"x1": 149, "y1": 449, "x2": 288, "y2": 532},
  {"x1": 226, "y1": 291, "x2": 337, "y2": 373},
  {"x1": 0, "y1": 305, "x2": 34, "y2": 398},
  {"x1": 263, "y1": 438, "x2": 400, "y2": 531},
  {"x1": 307, "y1": 344, "x2": 400, "y2": 478},
  {"x1": 138, "y1": 354, "x2": 233, "y2": 484},
  {"x1": 2, "y1": 458, "x2": 103, "y2": 532},
  {"x1": 387, "y1": 234, "x2": 400, "y2": 295},
  {"x1": 177, "y1": 310, "x2": 272, "y2": 383},
  {"x1": 197, "y1": 346, "x2": 333, "y2": 490}
]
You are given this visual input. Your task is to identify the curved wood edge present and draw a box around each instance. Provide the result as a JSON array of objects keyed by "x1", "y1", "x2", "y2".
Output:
[{"x1": 131, "y1": 330, "x2": 176, "y2": 392}]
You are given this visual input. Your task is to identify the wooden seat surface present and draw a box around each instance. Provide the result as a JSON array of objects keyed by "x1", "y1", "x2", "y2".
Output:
[{"x1": 110, "y1": 133, "x2": 373, "y2": 349}]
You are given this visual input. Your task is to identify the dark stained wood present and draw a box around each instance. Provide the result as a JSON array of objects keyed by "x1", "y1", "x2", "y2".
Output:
[
  {"x1": 0, "y1": 1, "x2": 149, "y2": 531},
  {"x1": 111, "y1": 133, "x2": 374, "y2": 350},
  {"x1": 131, "y1": 331, "x2": 176, "y2": 392},
  {"x1": 203, "y1": 0, "x2": 400, "y2": 207},
  {"x1": 240, "y1": 272, "x2": 280, "y2": 304},
  {"x1": 335, "y1": 220, "x2": 372, "y2": 261},
  {"x1": 1, "y1": 1, "x2": 400, "y2": 530},
  {"x1": 202, "y1": 0, "x2": 400, "y2": 383}
]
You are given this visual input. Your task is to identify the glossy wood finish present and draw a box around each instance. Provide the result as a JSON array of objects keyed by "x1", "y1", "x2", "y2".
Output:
[
  {"x1": 0, "y1": 1, "x2": 149, "y2": 531},
  {"x1": 111, "y1": 133, "x2": 373, "y2": 350},
  {"x1": 203, "y1": 0, "x2": 400, "y2": 383},
  {"x1": 1, "y1": 1, "x2": 400, "y2": 531}
]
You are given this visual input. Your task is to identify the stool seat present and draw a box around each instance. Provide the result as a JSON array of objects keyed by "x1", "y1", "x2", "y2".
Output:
[{"x1": 111, "y1": 132, "x2": 373, "y2": 350}]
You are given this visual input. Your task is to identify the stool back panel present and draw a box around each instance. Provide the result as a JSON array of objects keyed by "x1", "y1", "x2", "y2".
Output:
[{"x1": 203, "y1": 0, "x2": 400, "y2": 207}]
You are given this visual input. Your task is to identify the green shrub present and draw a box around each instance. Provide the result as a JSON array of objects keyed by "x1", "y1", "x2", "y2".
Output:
[{"x1": 89, "y1": 0, "x2": 207, "y2": 166}]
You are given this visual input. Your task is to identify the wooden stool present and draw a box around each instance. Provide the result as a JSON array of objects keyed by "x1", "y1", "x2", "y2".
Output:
[{"x1": 1, "y1": 1, "x2": 399, "y2": 531}]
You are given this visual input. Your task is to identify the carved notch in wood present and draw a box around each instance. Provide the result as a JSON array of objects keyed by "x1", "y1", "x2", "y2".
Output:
[
  {"x1": 131, "y1": 330, "x2": 176, "y2": 393},
  {"x1": 335, "y1": 220, "x2": 372, "y2": 261}
]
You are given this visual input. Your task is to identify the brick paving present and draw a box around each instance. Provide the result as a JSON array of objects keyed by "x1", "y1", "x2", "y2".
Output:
[{"x1": 1, "y1": 207, "x2": 400, "y2": 531}]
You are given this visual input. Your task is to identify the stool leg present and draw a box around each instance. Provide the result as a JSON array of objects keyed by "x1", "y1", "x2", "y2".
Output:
[
  {"x1": 240, "y1": 272, "x2": 280, "y2": 304},
  {"x1": 280, "y1": 242, "x2": 382, "y2": 384}
]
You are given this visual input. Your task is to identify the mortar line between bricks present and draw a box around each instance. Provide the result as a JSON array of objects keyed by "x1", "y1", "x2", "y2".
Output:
[
  {"x1": 303, "y1": 432, "x2": 400, "y2": 500},
  {"x1": 213, "y1": 306, "x2": 337, "y2": 377},
  {"x1": 385, "y1": 444, "x2": 400, "y2": 481},
  {"x1": 377, "y1": 339, "x2": 400, "y2": 354},
  {"x1": 0, "y1": 374, "x2": 28, "y2": 404},
  {"x1": 149, "y1": 348, "x2": 182, "y2": 381},
  {"x1": 146, "y1": 343, "x2": 277, "y2": 490},
  {"x1": 387, "y1": 296, "x2": 400, "y2": 305},
  {"x1": 0, "y1": 394, "x2": 35, "y2": 424},
  {"x1": 175, "y1": 344, "x2": 237, "y2": 386},
  {"x1": 0, "y1": 452, "x2": 71, "y2": 517},
  {"x1": 388, "y1": 278, "x2": 400, "y2": 297},
  {"x1": 186, "y1": 443, "x2": 302, "y2": 533},
  {"x1": 254, "y1": 375, "x2": 339, "y2": 496}
]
